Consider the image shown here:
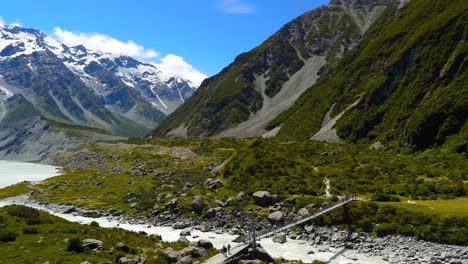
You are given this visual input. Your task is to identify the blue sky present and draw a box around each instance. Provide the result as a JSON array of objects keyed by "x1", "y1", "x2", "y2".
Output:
[{"x1": 1, "y1": 0, "x2": 329, "y2": 83}]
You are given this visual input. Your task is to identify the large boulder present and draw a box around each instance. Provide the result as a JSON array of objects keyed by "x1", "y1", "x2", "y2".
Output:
[
  {"x1": 197, "y1": 239, "x2": 213, "y2": 249},
  {"x1": 252, "y1": 191, "x2": 278, "y2": 207},
  {"x1": 191, "y1": 197, "x2": 206, "y2": 215},
  {"x1": 190, "y1": 247, "x2": 207, "y2": 258},
  {"x1": 268, "y1": 211, "x2": 283, "y2": 224},
  {"x1": 82, "y1": 239, "x2": 103, "y2": 251},
  {"x1": 165, "y1": 248, "x2": 182, "y2": 262}
]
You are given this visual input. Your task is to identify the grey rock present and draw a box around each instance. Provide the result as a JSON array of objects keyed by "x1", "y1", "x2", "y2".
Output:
[
  {"x1": 176, "y1": 256, "x2": 192, "y2": 264},
  {"x1": 180, "y1": 230, "x2": 191, "y2": 237},
  {"x1": 272, "y1": 234, "x2": 287, "y2": 244},
  {"x1": 178, "y1": 236, "x2": 190, "y2": 243},
  {"x1": 173, "y1": 222, "x2": 189, "y2": 229},
  {"x1": 165, "y1": 248, "x2": 182, "y2": 261},
  {"x1": 236, "y1": 191, "x2": 245, "y2": 202},
  {"x1": 118, "y1": 257, "x2": 146, "y2": 264},
  {"x1": 298, "y1": 208, "x2": 309, "y2": 217},
  {"x1": 268, "y1": 211, "x2": 283, "y2": 224},
  {"x1": 253, "y1": 191, "x2": 276, "y2": 207},
  {"x1": 197, "y1": 239, "x2": 213, "y2": 249},
  {"x1": 116, "y1": 242, "x2": 130, "y2": 253},
  {"x1": 82, "y1": 239, "x2": 103, "y2": 251},
  {"x1": 191, "y1": 247, "x2": 207, "y2": 258}
]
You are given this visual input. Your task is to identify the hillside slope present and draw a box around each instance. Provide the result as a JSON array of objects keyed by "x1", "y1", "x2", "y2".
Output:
[
  {"x1": 270, "y1": 0, "x2": 467, "y2": 150},
  {"x1": 153, "y1": 0, "x2": 391, "y2": 138}
]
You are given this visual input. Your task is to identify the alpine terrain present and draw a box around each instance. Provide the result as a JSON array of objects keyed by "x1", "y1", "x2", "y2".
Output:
[
  {"x1": 154, "y1": 0, "x2": 467, "y2": 152},
  {"x1": 0, "y1": 25, "x2": 197, "y2": 160}
]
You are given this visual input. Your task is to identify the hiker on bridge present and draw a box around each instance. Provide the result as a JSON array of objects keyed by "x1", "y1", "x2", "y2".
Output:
[{"x1": 222, "y1": 245, "x2": 227, "y2": 256}]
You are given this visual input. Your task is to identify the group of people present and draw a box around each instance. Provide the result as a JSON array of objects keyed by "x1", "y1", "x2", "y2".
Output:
[{"x1": 221, "y1": 243, "x2": 231, "y2": 256}]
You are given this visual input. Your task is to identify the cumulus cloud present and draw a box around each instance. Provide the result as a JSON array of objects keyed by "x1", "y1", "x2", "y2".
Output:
[
  {"x1": 53, "y1": 27, "x2": 158, "y2": 59},
  {"x1": 155, "y1": 54, "x2": 208, "y2": 87},
  {"x1": 218, "y1": 0, "x2": 255, "y2": 14}
]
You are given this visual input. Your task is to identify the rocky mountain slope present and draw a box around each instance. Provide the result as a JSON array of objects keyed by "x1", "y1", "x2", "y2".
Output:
[
  {"x1": 153, "y1": 0, "x2": 391, "y2": 138},
  {"x1": 154, "y1": 0, "x2": 467, "y2": 151},
  {"x1": 270, "y1": 0, "x2": 467, "y2": 150},
  {"x1": 0, "y1": 25, "x2": 197, "y2": 160}
]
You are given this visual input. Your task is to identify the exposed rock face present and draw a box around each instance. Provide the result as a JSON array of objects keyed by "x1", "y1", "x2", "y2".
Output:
[
  {"x1": 153, "y1": 0, "x2": 390, "y2": 138},
  {"x1": 0, "y1": 24, "x2": 199, "y2": 159}
]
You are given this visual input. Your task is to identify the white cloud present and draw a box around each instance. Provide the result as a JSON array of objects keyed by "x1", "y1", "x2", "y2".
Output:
[
  {"x1": 0, "y1": 17, "x2": 4, "y2": 28},
  {"x1": 52, "y1": 28, "x2": 207, "y2": 86},
  {"x1": 155, "y1": 54, "x2": 208, "y2": 87},
  {"x1": 218, "y1": 0, "x2": 255, "y2": 14},
  {"x1": 53, "y1": 27, "x2": 158, "y2": 59}
]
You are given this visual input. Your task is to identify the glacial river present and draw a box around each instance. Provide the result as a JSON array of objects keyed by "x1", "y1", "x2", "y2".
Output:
[
  {"x1": 0, "y1": 161, "x2": 386, "y2": 264},
  {"x1": 0, "y1": 160, "x2": 62, "y2": 188}
]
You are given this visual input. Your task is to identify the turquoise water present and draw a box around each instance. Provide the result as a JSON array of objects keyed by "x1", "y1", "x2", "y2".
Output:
[{"x1": 0, "y1": 160, "x2": 61, "y2": 188}]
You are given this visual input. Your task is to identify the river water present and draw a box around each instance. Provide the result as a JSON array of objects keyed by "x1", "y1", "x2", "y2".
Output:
[
  {"x1": 0, "y1": 161, "x2": 386, "y2": 264},
  {"x1": 0, "y1": 160, "x2": 62, "y2": 188}
]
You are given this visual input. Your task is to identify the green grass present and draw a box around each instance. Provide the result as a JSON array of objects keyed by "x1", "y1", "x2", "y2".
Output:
[
  {"x1": 384, "y1": 198, "x2": 468, "y2": 217},
  {"x1": 0, "y1": 183, "x2": 32, "y2": 200},
  {"x1": 0, "y1": 205, "x2": 213, "y2": 264}
]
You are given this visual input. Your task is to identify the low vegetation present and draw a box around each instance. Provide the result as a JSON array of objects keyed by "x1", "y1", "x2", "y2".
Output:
[{"x1": 0, "y1": 205, "x2": 212, "y2": 263}]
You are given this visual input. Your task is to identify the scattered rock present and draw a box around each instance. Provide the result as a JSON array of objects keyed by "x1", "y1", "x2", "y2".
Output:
[
  {"x1": 298, "y1": 208, "x2": 309, "y2": 217},
  {"x1": 369, "y1": 141, "x2": 385, "y2": 150},
  {"x1": 118, "y1": 256, "x2": 146, "y2": 264},
  {"x1": 116, "y1": 242, "x2": 130, "y2": 253},
  {"x1": 165, "y1": 248, "x2": 182, "y2": 262},
  {"x1": 173, "y1": 222, "x2": 189, "y2": 229},
  {"x1": 236, "y1": 192, "x2": 245, "y2": 202},
  {"x1": 180, "y1": 230, "x2": 191, "y2": 237}
]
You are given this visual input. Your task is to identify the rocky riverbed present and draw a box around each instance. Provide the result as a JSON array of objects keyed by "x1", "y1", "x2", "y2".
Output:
[{"x1": 1, "y1": 194, "x2": 467, "y2": 264}]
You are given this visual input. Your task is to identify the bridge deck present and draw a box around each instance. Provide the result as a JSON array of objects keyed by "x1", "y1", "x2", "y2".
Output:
[{"x1": 204, "y1": 244, "x2": 249, "y2": 264}]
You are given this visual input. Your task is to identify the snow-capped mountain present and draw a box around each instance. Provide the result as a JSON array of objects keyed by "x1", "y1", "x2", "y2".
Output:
[
  {"x1": 0, "y1": 24, "x2": 198, "y2": 159},
  {"x1": 0, "y1": 24, "x2": 197, "y2": 116}
]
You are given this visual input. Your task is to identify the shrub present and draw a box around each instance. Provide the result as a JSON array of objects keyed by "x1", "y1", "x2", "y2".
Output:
[
  {"x1": 66, "y1": 238, "x2": 84, "y2": 253},
  {"x1": 22, "y1": 226, "x2": 39, "y2": 235},
  {"x1": 0, "y1": 229, "x2": 18, "y2": 242}
]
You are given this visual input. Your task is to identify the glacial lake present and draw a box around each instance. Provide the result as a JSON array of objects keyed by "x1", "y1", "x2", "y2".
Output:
[{"x1": 0, "y1": 160, "x2": 62, "y2": 189}]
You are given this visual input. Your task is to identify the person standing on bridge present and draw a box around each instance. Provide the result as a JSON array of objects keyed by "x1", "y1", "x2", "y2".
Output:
[{"x1": 227, "y1": 243, "x2": 231, "y2": 254}]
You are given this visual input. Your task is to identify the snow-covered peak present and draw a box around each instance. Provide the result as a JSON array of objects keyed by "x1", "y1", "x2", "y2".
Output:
[{"x1": 0, "y1": 25, "x2": 67, "y2": 59}]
